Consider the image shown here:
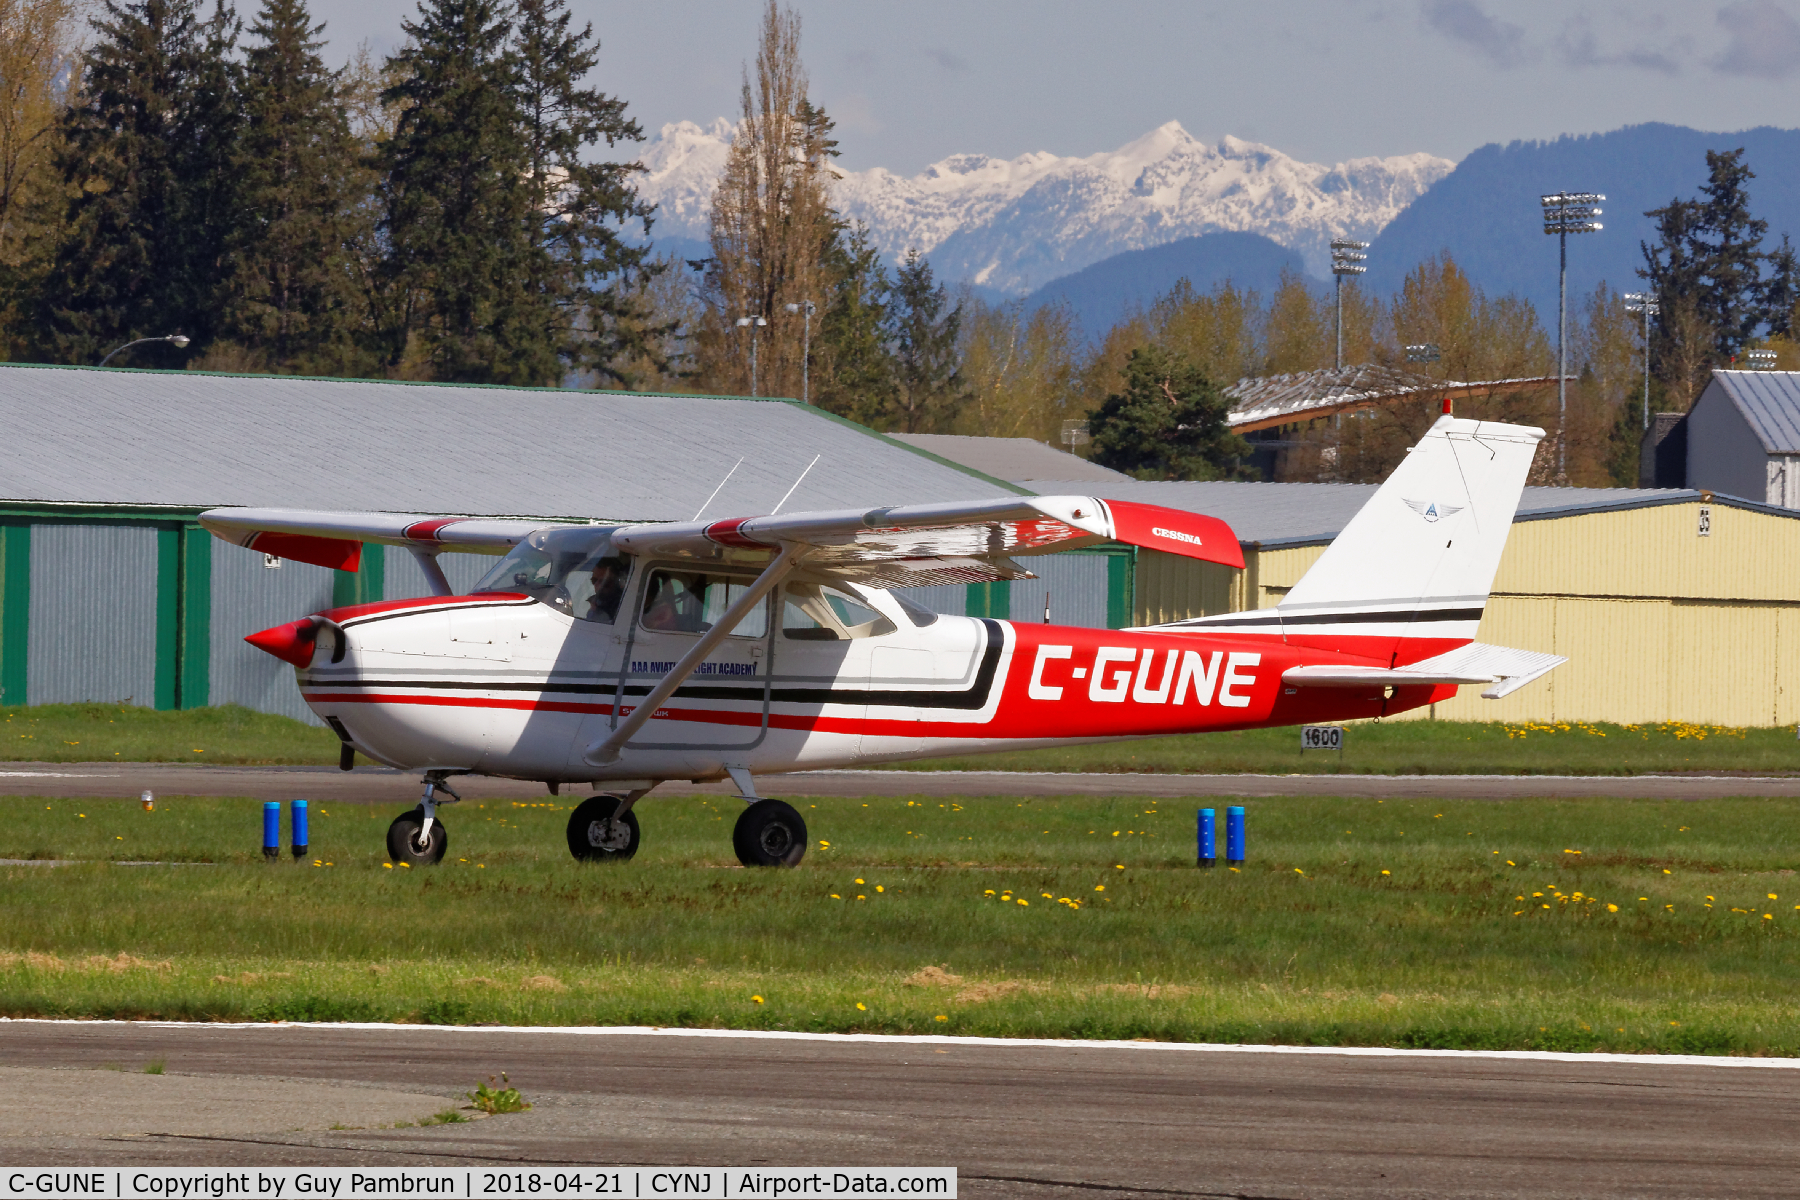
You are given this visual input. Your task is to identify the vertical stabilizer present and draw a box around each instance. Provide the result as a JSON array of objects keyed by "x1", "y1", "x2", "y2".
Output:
[{"x1": 1278, "y1": 416, "x2": 1545, "y2": 663}]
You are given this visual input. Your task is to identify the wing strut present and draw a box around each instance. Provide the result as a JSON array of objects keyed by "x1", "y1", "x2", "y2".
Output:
[{"x1": 583, "y1": 545, "x2": 799, "y2": 766}]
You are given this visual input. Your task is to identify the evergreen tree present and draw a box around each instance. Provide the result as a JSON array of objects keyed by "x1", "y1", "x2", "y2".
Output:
[
  {"x1": 38, "y1": 0, "x2": 239, "y2": 365},
  {"x1": 225, "y1": 0, "x2": 368, "y2": 371},
  {"x1": 512, "y1": 0, "x2": 655, "y2": 386},
  {"x1": 1763, "y1": 234, "x2": 1798, "y2": 339},
  {"x1": 883, "y1": 248, "x2": 962, "y2": 433},
  {"x1": 1691, "y1": 148, "x2": 1768, "y2": 358},
  {"x1": 811, "y1": 220, "x2": 891, "y2": 424},
  {"x1": 1088, "y1": 345, "x2": 1249, "y2": 481},
  {"x1": 379, "y1": 0, "x2": 531, "y2": 382}
]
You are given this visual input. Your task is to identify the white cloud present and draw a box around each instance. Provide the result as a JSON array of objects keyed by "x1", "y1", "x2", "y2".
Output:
[
  {"x1": 1420, "y1": 0, "x2": 1533, "y2": 68},
  {"x1": 1713, "y1": 0, "x2": 1800, "y2": 79}
]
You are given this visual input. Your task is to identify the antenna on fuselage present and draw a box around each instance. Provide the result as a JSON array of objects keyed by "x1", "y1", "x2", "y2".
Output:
[
  {"x1": 771, "y1": 454, "x2": 821, "y2": 515},
  {"x1": 691, "y1": 457, "x2": 744, "y2": 522}
]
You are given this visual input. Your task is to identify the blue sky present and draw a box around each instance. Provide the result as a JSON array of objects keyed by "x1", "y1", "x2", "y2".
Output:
[{"x1": 300, "y1": 0, "x2": 1800, "y2": 171}]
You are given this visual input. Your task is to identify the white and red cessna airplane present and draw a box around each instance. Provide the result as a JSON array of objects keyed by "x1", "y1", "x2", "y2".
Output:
[{"x1": 204, "y1": 415, "x2": 1563, "y2": 867}]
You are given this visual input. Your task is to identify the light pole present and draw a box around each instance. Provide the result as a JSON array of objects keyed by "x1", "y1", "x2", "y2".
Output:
[
  {"x1": 734, "y1": 315, "x2": 768, "y2": 396},
  {"x1": 1624, "y1": 292, "x2": 1659, "y2": 432},
  {"x1": 784, "y1": 300, "x2": 816, "y2": 404},
  {"x1": 98, "y1": 333, "x2": 190, "y2": 367},
  {"x1": 1542, "y1": 192, "x2": 1604, "y2": 481},
  {"x1": 1330, "y1": 239, "x2": 1368, "y2": 370}
]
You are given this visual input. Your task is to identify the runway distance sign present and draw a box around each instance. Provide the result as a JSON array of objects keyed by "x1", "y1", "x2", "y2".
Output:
[
  {"x1": 1, "y1": 1169, "x2": 957, "y2": 1200},
  {"x1": 1300, "y1": 725, "x2": 1344, "y2": 751}
]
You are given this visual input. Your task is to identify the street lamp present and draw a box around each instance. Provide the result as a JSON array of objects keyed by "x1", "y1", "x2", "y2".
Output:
[
  {"x1": 98, "y1": 333, "x2": 190, "y2": 367},
  {"x1": 1623, "y1": 292, "x2": 1660, "y2": 432},
  {"x1": 1330, "y1": 238, "x2": 1368, "y2": 370},
  {"x1": 1542, "y1": 192, "x2": 1605, "y2": 481},
  {"x1": 734, "y1": 315, "x2": 768, "y2": 397},
  {"x1": 784, "y1": 300, "x2": 816, "y2": 404}
]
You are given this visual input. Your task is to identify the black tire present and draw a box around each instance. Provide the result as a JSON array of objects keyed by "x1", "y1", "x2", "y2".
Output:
[
  {"x1": 732, "y1": 799, "x2": 808, "y2": 868},
  {"x1": 567, "y1": 794, "x2": 641, "y2": 862},
  {"x1": 386, "y1": 807, "x2": 448, "y2": 865}
]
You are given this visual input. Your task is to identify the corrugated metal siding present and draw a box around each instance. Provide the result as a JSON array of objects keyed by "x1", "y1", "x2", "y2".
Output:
[
  {"x1": 384, "y1": 546, "x2": 497, "y2": 599},
  {"x1": 1668, "y1": 600, "x2": 1779, "y2": 727},
  {"x1": 27, "y1": 524, "x2": 159, "y2": 705},
  {"x1": 1133, "y1": 551, "x2": 1236, "y2": 625},
  {"x1": 209, "y1": 541, "x2": 335, "y2": 723},
  {"x1": 1012, "y1": 553, "x2": 1113, "y2": 628}
]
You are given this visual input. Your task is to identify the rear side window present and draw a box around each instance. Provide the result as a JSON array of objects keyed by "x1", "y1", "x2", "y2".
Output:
[
  {"x1": 639, "y1": 569, "x2": 768, "y2": 638},
  {"x1": 783, "y1": 583, "x2": 897, "y2": 640}
]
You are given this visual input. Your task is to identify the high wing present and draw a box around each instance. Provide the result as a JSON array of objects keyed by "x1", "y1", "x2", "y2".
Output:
[
  {"x1": 199, "y1": 495, "x2": 1244, "y2": 588},
  {"x1": 607, "y1": 495, "x2": 1243, "y2": 586}
]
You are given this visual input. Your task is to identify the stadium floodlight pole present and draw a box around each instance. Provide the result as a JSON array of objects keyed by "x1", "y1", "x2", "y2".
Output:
[
  {"x1": 1623, "y1": 292, "x2": 1660, "y2": 432},
  {"x1": 1748, "y1": 349, "x2": 1778, "y2": 371},
  {"x1": 785, "y1": 300, "x2": 816, "y2": 404},
  {"x1": 734, "y1": 315, "x2": 769, "y2": 397},
  {"x1": 98, "y1": 333, "x2": 190, "y2": 367},
  {"x1": 1542, "y1": 192, "x2": 1604, "y2": 481},
  {"x1": 1330, "y1": 238, "x2": 1368, "y2": 370}
]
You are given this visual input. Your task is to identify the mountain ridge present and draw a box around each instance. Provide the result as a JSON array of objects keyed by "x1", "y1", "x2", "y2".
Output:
[{"x1": 634, "y1": 120, "x2": 1453, "y2": 295}]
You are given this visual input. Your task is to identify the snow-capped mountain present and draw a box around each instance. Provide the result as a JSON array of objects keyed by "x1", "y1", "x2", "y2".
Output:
[{"x1": 634, "y1": 119, "x2": 1454, "y2": 295}]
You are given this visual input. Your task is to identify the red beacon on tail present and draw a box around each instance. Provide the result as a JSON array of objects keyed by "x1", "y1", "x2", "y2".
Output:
[{"x1": 209, "y1": 419, "x2": 1561, "y2": 869}]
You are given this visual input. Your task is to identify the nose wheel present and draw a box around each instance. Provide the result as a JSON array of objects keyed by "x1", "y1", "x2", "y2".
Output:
[
  {"x1": 567, "y1": 794, "x2": 641, "y2": 861},
  {"x1": 387, "y1": 807, "x2": 448, "y2": 865},
  {"x1": 733, "y1": 799, "x2": 808, "y2": 868}
]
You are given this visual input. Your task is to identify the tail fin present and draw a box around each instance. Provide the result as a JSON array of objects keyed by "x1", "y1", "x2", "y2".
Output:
[{"x1": 1279, "y1": 416, "x2": 1545, "y2": 664}]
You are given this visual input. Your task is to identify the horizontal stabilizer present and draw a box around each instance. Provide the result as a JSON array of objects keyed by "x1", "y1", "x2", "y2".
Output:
[{"x1": 1282, "y1": 642, "x2": 1566, "y2": 700}]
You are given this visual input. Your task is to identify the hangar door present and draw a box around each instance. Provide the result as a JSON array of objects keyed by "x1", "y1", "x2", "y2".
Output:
[{"x1": 27, "y1": 524, "x2": 160, "y2": 706}]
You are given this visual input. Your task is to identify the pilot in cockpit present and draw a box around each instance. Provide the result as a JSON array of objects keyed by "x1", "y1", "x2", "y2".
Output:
[{"x1": 586, "y1": 558, "x2": 627, "y2": 623}]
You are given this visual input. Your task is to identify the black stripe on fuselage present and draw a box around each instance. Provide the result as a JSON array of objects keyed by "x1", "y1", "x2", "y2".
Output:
[
  {"x1": 306, "y1": 618, "x2": 1007, "y2": 711},
  {"x1": 336, "y1": 596, "x2": 534, "y2": 630},
  {"x1": 1178, "y1": 606, "x2": 1485, "y2": 628}
]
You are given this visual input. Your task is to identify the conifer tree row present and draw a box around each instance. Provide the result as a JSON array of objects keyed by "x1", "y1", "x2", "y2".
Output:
[{"x1": 7, "y1": 0, "x2": 655, "y2": 383}]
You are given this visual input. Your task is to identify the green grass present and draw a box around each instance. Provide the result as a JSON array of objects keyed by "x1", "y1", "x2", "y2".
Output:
[
  {"x1": 0, "y1": 704, "x2": 340, "y2": 764},
  {"x1": 5, "y1": 703, "x2": 1796, "y2": 775},
  {"x1": 3, "y1": 789, "x2": 1799, "y2": 1054}
]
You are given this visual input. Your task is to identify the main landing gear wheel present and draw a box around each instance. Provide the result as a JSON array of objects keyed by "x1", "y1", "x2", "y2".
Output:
[
  {"x1": 387, "y1": 806, "x2": 448, "y2": 865},
  {"x1": 567, "y1": 794, "x2": 641, "y2": 862},
  {"x1": 733, "y1": 799, "x2": 808, "y2": 868}
]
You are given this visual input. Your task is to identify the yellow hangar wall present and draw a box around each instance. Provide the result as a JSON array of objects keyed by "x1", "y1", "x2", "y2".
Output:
[{"x1": 1132, "y1": 498, "x2": 1800, "y2": 727}]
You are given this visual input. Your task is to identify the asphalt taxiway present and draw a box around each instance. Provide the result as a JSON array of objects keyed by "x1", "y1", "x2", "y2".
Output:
[
  {"x1": 1, "y1": 1022, "x2": 1796, "y2": 1199},
  {"x1": 4, "y1": 763, "x2": 1800, "y2": 803}
]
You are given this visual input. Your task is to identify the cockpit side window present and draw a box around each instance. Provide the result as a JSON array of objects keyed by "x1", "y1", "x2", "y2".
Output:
[
  {"x1": 639, "y1": 569, "x2": 769, "y2": 638},
  {"x1": 472, "y1": 527, "x2": 630, "y2": 622}
]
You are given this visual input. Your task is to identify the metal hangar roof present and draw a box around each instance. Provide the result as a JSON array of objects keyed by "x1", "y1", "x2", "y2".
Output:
[
  {"x1": 0, "y1": 364, "x2": 1023, "y2": 522},
  {"x1": 1705, "y1": 370, "x2": 1800, "y2": 455}
]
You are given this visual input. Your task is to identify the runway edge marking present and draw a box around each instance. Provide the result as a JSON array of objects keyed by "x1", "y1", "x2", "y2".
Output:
[{"x1": 5, "y1": 1018, "x2": 1799, "y2": 1070}]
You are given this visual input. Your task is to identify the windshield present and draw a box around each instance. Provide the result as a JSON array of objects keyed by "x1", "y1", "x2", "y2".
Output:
[{"x1": 473, "y1": 527, "x2": 630, "y2": 623}]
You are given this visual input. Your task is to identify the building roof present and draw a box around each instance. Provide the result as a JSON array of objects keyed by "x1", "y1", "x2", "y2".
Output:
[
  {"x1": 1707, "y1": 370, "x2": 1800, "y2": 454},
  {"x1": 1224, "y1": 364, "x2": 1566, "y2": 433},
  {"x1": 886, "y1": 433, "x2": 1131, "y2": 483},
  {"x1": 1023, "y1": 478, "x2": 1736, "y2": 547},
  {"x1": 0, "y1": 364, "x2": 1022, "y2": 522}
]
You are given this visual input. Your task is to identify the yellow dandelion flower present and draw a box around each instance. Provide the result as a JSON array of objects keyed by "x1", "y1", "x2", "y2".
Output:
[
  {"x1": 752, "y1": 995, "x2": 764, "y2": 1004},
  {"x1": 1607, "y1": 904, "x2": 1618, "y2": 912},
  {"x1": 934, "y1": 1014, "x2": 947, "y2": 1022},
  {"x1": 876, "y1": 885, "x2": 884, "y2": 893},
  {"x1": 856, "y1": 1002, "x2": 867, "y2": 1011},
  {"x1": 1017, "y1": 898, "x2": 1028, "y2": 906},
  {"x1": 1094, "y1": 885, "x2": 1104, "y2": 891},
  {"x1": 382, "y1": 863, "x2": 393, "y2": 869},
  {"x1": 1381, "y1": 870, "x2": 1391, "y2": 876}
]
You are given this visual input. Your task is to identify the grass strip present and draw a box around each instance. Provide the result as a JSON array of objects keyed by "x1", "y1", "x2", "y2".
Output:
[
  {"x1": 3, "y1": 703, "x2": 1795, "y2": 775},
  {"x1": 3, "y1": 790, "x2": 1799, "y2": 1054}
]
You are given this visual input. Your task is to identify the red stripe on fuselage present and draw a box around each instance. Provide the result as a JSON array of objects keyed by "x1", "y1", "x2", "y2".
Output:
[{"x1": 316, "y1": 592, "x2": 530, "y2": 625}]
